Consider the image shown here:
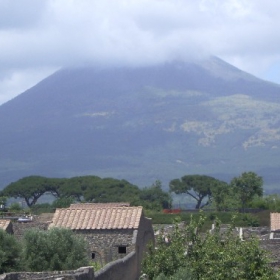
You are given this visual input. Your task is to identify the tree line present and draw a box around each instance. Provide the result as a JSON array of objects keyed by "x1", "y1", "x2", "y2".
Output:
[
  {"x1": 0, "y1": 171, "x2": 265, "y2": 211},
  {"x1": 0, "y1": 176, "x2": 170, "y2": 211}
]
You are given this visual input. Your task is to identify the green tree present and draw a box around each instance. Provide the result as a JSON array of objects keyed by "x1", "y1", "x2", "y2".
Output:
[
  {"x1": 58, "y1": 176, "x2": 94, "y2": 201},
  {"x1": 210, "y1": 183, "x2": 241, "y2": 211},
  {"x1": 2, "y1": 176, "x2": 57, "y2": 207},
  {"x1": 52, "y1": 197, "x2": 75, "y2": 209},
  {"x1": 169, "y1": 175, "x2": 227, "y2": 209},
  {"x1": 82, "y1": 177, "x2": 140, "y2": 203},
  {"x1": 142, "y1": 214, "x2": 278, "y2": 280},
  {"x1": 22, "y1": 227, "x2": 89, "y2": 271},
  {"x1": 142, "y1": 223, "x2": 189, "y2": 279},
  {"x1": 0, "y1": 229, "x2": 22, "y2": 273},
  {"x1": 249, "y1": 194, "x2": 280, "y2": 212},
  {"x1": 230, "y1": 172, "x2": 263, "y2": 211},
  {"x1": 139, "y1": 180, "x2": 171, "y2": 211}
]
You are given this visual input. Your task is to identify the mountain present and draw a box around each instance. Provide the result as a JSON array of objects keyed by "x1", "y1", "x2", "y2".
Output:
[{"x1": 1, "y1": 56, "x2": 280, "y2": 191}]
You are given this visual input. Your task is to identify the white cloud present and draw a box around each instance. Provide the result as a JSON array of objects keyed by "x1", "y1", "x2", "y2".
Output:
[
  {"x1": 0, "y1": 67, "x2": 57, "y2": 104},
  {"x1": 1, "y1": 0, "x2": 280, "y2": 104}
]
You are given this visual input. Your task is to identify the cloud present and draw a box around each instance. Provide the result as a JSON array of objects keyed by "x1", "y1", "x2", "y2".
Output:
[{"x1": 1, "y1": 0, "x2": 280, "y2": 104}]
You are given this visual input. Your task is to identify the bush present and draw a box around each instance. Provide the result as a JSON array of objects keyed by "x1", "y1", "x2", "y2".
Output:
[
  {"x1": 9, "y1": 202, "x2": 22, "y2": 212},
  {"x1": 155, "y1": 267, "x2": 193, "y2": 280},
  {"x1": 0, "y1": 229, "x2": 22, "y2": 273},
  {"x1": 22, "y1": 227, "x2": 89, "y2": 271}
]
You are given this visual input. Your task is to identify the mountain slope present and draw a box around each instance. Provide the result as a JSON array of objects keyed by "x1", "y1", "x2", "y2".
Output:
[{"x1": 1, "y1": 57, "x2": 280, "y2": 190}]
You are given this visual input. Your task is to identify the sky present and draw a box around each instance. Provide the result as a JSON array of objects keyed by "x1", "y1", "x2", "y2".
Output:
[{"x1": 1, "y1": 0, "x2": 280, "y2": 105}]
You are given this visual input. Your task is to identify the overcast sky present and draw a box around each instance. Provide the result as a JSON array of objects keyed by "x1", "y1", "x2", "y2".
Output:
[{"x1": 1, "y1": 0, "x2": 280, "y2": 105}]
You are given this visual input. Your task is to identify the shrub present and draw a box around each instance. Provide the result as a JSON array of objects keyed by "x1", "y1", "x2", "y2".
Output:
[
  {"x1": 0, "y1": 229, "x2": 22, "y2": 273},
  {"x1": 22, "y1": 227, "x2": 89, "y2": 271}
]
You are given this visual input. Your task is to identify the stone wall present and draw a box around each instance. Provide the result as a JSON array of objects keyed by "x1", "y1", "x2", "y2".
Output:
[
  {"x1": 12, "y1": 215, "x2": 50, "y2": 240},
  {"x1": 260, "y1": 239, "x2": 280, "y2": 263},
  {"x1": 0, "y1": 253, "x2": 138, "y2": 280},
  {"x1": 2, "y1": 213, "x2": 155, "y2": 280},
  {"x1": 135, "y1": 216, "x2": 154, "y2": 276},
  {"x1": 0, "y1": 267, "x2": 94, "y2": 280},
  {"x1": 95, "y1": 251, "x2": 138, "y2": 280},
  {"x1": 76, "y1": 229, "x2": 136, "y2": 264},
  {"x1": 242, "y1": 226, "x2": 270, "y2": 240}
]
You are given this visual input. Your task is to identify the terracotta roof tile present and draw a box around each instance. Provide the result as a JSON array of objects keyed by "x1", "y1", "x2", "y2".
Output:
[
  {"x1": 270, "y1": 213, "x2": 280, "y2": 231},
  {"x1": 49, "y1": 206, "x2": 143, "y2": 230},
  {"x1": 0, "y1": 219, "x2": 11, "y2": 231}
]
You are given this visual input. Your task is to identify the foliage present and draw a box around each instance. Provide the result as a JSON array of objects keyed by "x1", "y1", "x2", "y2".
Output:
[
  {"x1": 230, "y1": 171, "x2": 263, "y2": 211},
  {"x1": 82, "y1": 177, "x2": 140, "y2": 203},
  {"x1": 90, "y1": 260, "x2": 103, "y2": 272},
  {"x1": 0, "y1": 229, "x2": 22, "y2": 273},
  {"x1": 154, "y1": 267, "x2": 193, "y2": 280},
  {"x1": 2, "y1": 176, "x2": 58, "y2": 207},
  {"x1": 210, "y1": 183, "x2": 241, "y2": 211},
  {"x1": 1, "y1": 175, "x2": 142, "y2": 207},
  {"x1": 57, "y1": 176, "x2": 92, "y2": 201},
  {"x1": 142, "y1": 223, "x2": 189, "y2": 279},
  {"x1": 169, "y1": 175, "x2": 228, "y2": 209},
  {"x1": 22, "y1": 227, "x2": 89, "y2": 271},
  {"x1": 52, "y1": 197, "x2": 75, "y2": 208},
  {"x1": 29, "y1": 203, "x2": 53, "y2": 215},
  {"x1": 241, "y1": 214, "x2": 260, "y2": 227},
  {"x1": 9, "y1": 202, "x2": 22, "y2": 211},
  {"x1": 139, "y1": 180, "x2": 171, "y2": 211},
  {"x1": 249, "y1": 194, "x2": 280, "y2": 212},
  {"x1": 142, "y1": 213, "x2": 278, "y2": 280}
]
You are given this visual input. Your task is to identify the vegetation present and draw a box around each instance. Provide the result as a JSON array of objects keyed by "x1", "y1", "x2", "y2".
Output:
[
  {"x1": 0, "y1": 227, "x2": 89, "y2": 273},
  {"x1": 22, "y1": 227, "x2": 89, "y2": 272},
  {"x1": 169, "y1": 175, "x2": 229, "y2": 209},
  {"x1": 142, "y1": 214, "x2": 279, "y2": 280},
  {"x1": 250, "y1": 194, "x2": 280, "y2": 212},
  {"x1": 1, "y1": 175, "x2": 173, "y2": 212},
  {"x1": 138, "y1": 180, "x2": 171, "y2": 211},
  {"x1": 0, "y1": 229, "x2": 22, "y2": 274},
  {"x1": 0, "y1": 176, "x2": 60, "y2": 207},
  {"x1": 148, "y1": 211, "x2": 267, "y2": 228},
  {"x1": 0, "y1": 171, "x2": 268, "y2": 215},
  {"x1": 230, "y1": 171, "x2": 264, "y2": 211},
  {"x1": 0, "y1": 171, "x2": 278, "y2": 276}
]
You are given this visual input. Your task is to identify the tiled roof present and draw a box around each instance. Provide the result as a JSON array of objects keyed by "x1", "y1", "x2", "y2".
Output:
[
  {"x1": 49, "y1": 206, "x2": 143, "y2": 230},
  {"x1": 69, "y1": 202, "x2": 130, "y2": 209},
  {"x1": 0, "y1": 219, "x2": 11, "y2": 231},
  {"x1": 270, "y1": 213, "x2": 280, "y2": 231}
]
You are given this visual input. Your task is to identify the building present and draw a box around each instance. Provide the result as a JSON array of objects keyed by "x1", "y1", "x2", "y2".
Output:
[
  {"x1": 49, "y1": 203, "x2": 154, "y2": 276},
  {"x1": 0, "y1": 219, "x2": 13, "y2": 234},
  {"x1": 270, "y1": 212, "x2": 280, "y2": 239}
]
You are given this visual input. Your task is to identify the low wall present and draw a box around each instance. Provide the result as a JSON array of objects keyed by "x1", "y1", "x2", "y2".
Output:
[
  {"x1": 12, "y1": 220, "x2": 49, "y2": 240},
  {"x1": 0, "y1": 267, "x2": 94, "y2": 280},
  {"x1": 95, "y1": 251, "x2": 138, "y2": 280},
  {"x1": 0, "y1": 252, "x2": 138, "y2": 280},
  {"x1": 260, "y1": 239, "x2": 280, "y2": 263}
]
